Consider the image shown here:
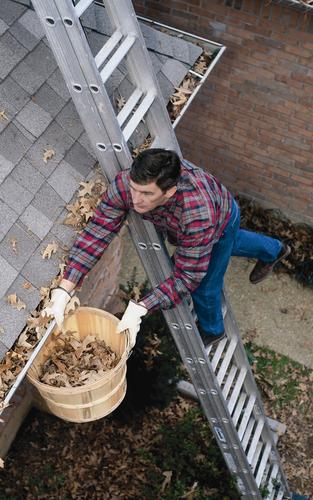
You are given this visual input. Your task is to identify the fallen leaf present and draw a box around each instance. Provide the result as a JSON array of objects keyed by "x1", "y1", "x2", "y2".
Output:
[
  {"x1": 42, "y1": 241, "x2": 58, "y2": 259},
  {"x1": 43, "y1": 148, "x2": 55, "y2": 163},
  {"x1": 0, "y1": 458, "x2": 4, "y2": 468},
  {"x1": 0, "y1": 326, "x2": 4, "y2": 335},
  {"x1": 22, "y1": 281, "x2": 32, "y2": 290},
  {"x1": 79, "y1": 181, "x2": 94, "y2": 197},
  {"x1": 7, "y1": 294, "x2": 26, "y2": 311},
  {"x1": 116, "y1": 95, "x2": 126, "y2": 111},
  {"x1": 0, "y1": 110, "x2": 8, "y2": 121},
  {"x1": 65, "y1": 296, "x2": 80, "y2": 316},
  {"x1": 161, "y1": 470, "x2": 172, "y2": 493},
  {"x1": 10, "y1": 238, "x2": 18, "y2": 254}
]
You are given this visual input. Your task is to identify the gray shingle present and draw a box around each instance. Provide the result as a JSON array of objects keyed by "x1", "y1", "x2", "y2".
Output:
[
  {"x1": 19, "y1": 204, "x2": 53, "y2": 240},
  {"x1": 16, "y1": 100, "x2": 52, "y2": 138},
  {"x1": 11, "y1": 157, "x2": 45, "y2": 195},
  {"x1": 0, "y1": 254, "x2": 18, "y2": 297},
  {"x1": 0, "y1": 200, "x2": 18, "y2": 242},
  {"x1": 0, "y1": 341, "x2": 7, "y2": 362},
  {"x1": 0, "y1": 222, "x2": 40, "y2": 272},
  {"x1": 55, "y1": 101, "x2": 84, "y2": 140},
  {"x1": 25, "y1": 121, "x2": 75, "y2": 176},
  {"x1": 12, "y1": 118, "x2": 36, "y2": 143},
  {"x1": 0, "y1": 18, "x2": 8, "y2": 36},
  {"x1": 0, "y1": 0, "x2": 26, "y2": 26},
  {"x1": 65, "y1": 142, "x2": 96, "y2": 177},
  {"x1": 7, "y1": 274, "x2": 40, "y2": 313},
  {"x1": 0, "y1": 30, "x2": 27, "y2": 78},
  {"x1": 47, "y1": 159, "x2": 84, "y2": 203},
  {"x1": 0, "y1": 122, "x2": 32, "y2": 164},
  {"x1": 33, "y1": 83, "x2": 66, "y2": 118},
  {"x1": 0, "y1": 154, "x2": 14, "y2": 184},
  {"x1": 9, "y1": 18, "x2": 39, "y2": 51},
  {"x1": 81, "y1": 3, "x2": 114, "y2": 36},
  {"x1": 23, "y1": 41, "x2": 57, "y2": 80},
  {"x1": 156, "y1": 72, "x2": 175, "y2": 104},
  {"x1": 50, "y1": 209, "x2": 77, "y2": 248},
  {"x1": 0, "y1": 176, "x2": 33, "y2": 215},
  {"x1": 85, "y1": 29, "x2": 109, "y2": 58},
  {"x1": 78, "y1": 132, "x2": 96, "y2": 159},
  {"x1": 11, "y1": 60, "x2": 46, "y2": 94},
  {"x1": 0, "y1": 298, "x2": 28, "y2": 351},
  {"x1": 18, "y1": 8, "x2": 45, "y2": 40},
  {"x1": 161, "y1": 59, "x2": 189, "y2": 87},
  {"x1": 47, "y1": 68, "x2": 70, "y2": 101},
  {"x1": 0, "y1": 76, "x2": 30, "y2": 116},
  {"x1": 32, "y1": 184, "x2": 65, "y2": 222},
  {"x1": 22, "y1": 235, "x2": 64, "y2": 289}
]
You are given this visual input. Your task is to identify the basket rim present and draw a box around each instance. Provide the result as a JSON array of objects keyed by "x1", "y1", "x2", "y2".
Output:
[{"x1": 27, "y1": 307, "x2": 129, "y2": 394}]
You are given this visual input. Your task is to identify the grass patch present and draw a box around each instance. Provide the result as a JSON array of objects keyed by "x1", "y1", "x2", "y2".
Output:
[{"x1": 245, "y1": 342, "x2": 313, "y2": 410}]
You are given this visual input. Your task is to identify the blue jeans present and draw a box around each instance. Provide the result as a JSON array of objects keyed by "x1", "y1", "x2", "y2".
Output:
[{"x1": 191, "y1": 200, "x2": 283, "y2": 336}]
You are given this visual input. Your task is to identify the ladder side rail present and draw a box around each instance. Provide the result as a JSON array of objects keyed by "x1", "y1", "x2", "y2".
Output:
[{"x1": 103, "y1": 0, "x2": 181, "y2": 153}]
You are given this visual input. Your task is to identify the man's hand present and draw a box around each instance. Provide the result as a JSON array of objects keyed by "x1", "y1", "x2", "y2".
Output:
[
  {"x1": 116, "y1": 300, "x2": 147, "y2": 349},
  {"x1": 41, "y1": 288, "x2": 72, "y2": 328}
]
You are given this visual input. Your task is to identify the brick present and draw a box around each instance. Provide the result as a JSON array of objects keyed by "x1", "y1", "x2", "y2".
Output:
[
  {"x1": 19, "y1": 204, "x2": 53, "y2": 240},
  {"x1": 16, "y1": 101, "x2": 52, "y2": 138},
  {"x1": 0, "y1": 254, "x2": 18, "y2": 297},
  {"x1": 47, "y1": 159, "x2": 84, "y2": 203},
  {"x1": 11, "y1": 158, "x2": 45, "y2": 195}
]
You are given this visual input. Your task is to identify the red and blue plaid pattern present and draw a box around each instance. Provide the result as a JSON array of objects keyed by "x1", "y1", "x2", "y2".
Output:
[{"x1": 63, "y1": 159, "x2": 232, "y2": 310}]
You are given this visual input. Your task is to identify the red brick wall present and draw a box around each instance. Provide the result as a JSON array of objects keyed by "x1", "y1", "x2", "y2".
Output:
[{"x1": 134, "y1": 0, "x2": 313, "y2": 223}]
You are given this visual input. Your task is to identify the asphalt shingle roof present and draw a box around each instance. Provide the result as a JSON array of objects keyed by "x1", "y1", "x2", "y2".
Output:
[{"x1": 0, "y1": 1, "x2": 202, "y2": 361}]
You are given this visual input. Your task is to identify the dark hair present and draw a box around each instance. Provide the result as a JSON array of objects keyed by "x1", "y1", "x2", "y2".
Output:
[{"x1": 130, "y1": 149, "x2": 181, "y2": 192}]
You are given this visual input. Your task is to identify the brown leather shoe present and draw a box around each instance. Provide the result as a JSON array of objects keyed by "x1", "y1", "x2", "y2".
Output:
[{"x1": 249, "y1": 243, "x2": 291, "y2": 284}]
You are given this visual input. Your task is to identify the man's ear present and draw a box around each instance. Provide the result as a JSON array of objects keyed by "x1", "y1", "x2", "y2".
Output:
[{"x1": 164, "y1": 185, "x2": 177, "y2": 199}]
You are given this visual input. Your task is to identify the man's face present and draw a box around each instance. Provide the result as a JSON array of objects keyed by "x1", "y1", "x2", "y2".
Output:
[{"x1": 129, "y1": 180, "x2": 176, "y2": 213}]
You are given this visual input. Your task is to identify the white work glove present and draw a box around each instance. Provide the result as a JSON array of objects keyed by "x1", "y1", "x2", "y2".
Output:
[
  {"x1": 41, "y1": 287, "x2": 71, "y2": 329},
  {"x1": 116, "y1": 300, "x2": 148, "y2": 349}
]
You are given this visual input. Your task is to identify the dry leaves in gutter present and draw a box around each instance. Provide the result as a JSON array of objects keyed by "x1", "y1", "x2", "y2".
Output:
[
  {"x1": 39, "y1": 332, "x2": 120, "y2": 387},
  {"x1": 168, "y1": 77, "x2": 199, "y2": 121}
]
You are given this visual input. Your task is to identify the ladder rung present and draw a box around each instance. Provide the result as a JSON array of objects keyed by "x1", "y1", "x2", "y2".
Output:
[
  {"x1": 247, "y1": 419, "x2": 264, "y2": 464},
  {"x1": 217, "y1": 337, "x2": 237, "y2": 384},
  {"x1": 232, "y1": 393, "x2": 246, "y2": 426},
  {"x1": 95, "y1": 29, "x2": 123, "y2": 68},
  {"x1": 242, "y1": 418, "x2": 256, "y2": 451},
  {"x1": 238, "y1": 394, "x2": 256, "y2": 440},
  {"x1": 251, "y1": 442, "x2": 263, "y2": 472},
  {"x1": 256, "y1": 441, "x2": 272, "y2": 486},
  {"x1": 222, "y1": 365, "x2": 237, "y2": 399},
  {"x1": 211, "y1": 337, "x2": 228, "y2": 372},
  {"x1": 267, "y1": 464, "x2": 279, "y2": 498},
  {"x1": 117, "y1": 88, "x2": 143, "y2": 127},
  {"x1": 123, "y1": 92, "x2": 155, "y2": 141},
  {"x1": 227, "y1": 367, "x2": 247, "y2": 414},
  {"x1": 75, "y1": 0, "x2": 94, "y2": 18},
  {"x1": 100, "y1": 35, "x2": 136, "y2": 84}
]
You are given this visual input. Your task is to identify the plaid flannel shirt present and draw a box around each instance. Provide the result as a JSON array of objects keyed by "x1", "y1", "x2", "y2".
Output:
[{"x1": 63, "y1": 159, "x2": 232, "y2": 310}]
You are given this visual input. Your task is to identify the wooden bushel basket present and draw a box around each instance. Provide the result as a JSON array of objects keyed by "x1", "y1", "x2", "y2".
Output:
[{"x1": 27, "y1": 307, "x2": 129, "y2": 423}]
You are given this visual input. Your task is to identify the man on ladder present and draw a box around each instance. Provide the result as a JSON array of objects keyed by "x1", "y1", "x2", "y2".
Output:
[{"x1": 43, "y1": 148, "x2": 290, "y2": 349}]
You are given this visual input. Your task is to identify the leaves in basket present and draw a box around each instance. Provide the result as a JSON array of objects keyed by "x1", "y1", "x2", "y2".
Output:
[{"x1": 39, "y1": 331, "x2": 120, "y2": 387}]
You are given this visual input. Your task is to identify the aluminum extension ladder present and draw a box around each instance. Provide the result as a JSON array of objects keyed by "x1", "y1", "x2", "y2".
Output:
[{"x1": 31, "y1": 1, "x2": 291, "y2": 498}]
